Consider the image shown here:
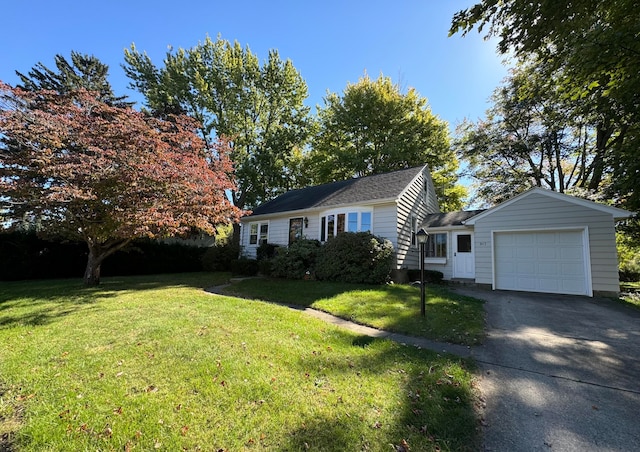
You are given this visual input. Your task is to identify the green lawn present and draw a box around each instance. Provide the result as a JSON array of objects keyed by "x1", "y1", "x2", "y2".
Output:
[
  {"x1": 222, "y1": 278, "x2": 485, "y2": 345},
  {"x1": 620, "y1": 281, "x2": 640, "y2": 309},
  {"x1": 0, "y1": 273, "x2": 480, "y2": 451}
]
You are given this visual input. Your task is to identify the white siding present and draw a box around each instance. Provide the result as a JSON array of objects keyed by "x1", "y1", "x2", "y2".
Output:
[
  {"x1": 241, "y1": 215, "x2": 317, "y2": 258},
  {"x1": 267, "y1": 217, "x2": 292, "y2": 246},
  {"x1": 473, "y1": 192, "x2": 620, "y2": 294},
  {"x1": 372, "y1": 203, "x2": 398, "y2": 246},
  {"x1": 395, "y1": 167, "x2": 440, "y2": 269}
]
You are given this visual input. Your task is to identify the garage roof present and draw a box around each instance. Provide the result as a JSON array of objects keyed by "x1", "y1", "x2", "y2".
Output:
[
  {"x1": 420, "y1": 210, "x2": 485, "y2": 228},
  {"x1": 463, "y1": 187, "x2": 634, "y2": 225}
]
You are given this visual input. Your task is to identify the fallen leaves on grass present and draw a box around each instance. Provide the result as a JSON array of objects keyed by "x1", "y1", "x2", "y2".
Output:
[{"x1": 393, "y1": 439, "x2": 410, "y2": 451}]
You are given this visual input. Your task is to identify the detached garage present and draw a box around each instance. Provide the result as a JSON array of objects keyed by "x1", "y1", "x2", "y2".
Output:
[{"x1": 421, "y1": 188, "x2": 634, "y2": 297}]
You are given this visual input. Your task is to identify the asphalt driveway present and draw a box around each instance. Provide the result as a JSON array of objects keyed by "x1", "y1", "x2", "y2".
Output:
[{"x1": 452, "y1": 287, "x2": 640, "y2": 451}]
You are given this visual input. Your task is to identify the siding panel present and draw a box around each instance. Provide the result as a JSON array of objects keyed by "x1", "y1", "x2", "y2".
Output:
[{"x1": 395, "y1": 167, "x2": 439, "y2": 269}]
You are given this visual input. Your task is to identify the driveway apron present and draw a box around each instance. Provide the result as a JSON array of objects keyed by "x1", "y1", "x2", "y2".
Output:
[{"x1": 452, "y1": 288, "x2": 640, "y2": 451}]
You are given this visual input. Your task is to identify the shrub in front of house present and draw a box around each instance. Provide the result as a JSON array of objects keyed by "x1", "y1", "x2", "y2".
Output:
[
  {"x1": 270, "y1": 239, "x2": 322, "y2": 279},
  {"x1": 315, "y1": 232, "x2": 393, "y2": 284},
  {"x1": 407, "y1": 269, "x2": 444, "y2": 284},
  {"x1": 230, "y1": 257, "x2": 259, "y2": 276},
  {"x1": 256, "y1": 242, "x2": 280, "y2": 261}
]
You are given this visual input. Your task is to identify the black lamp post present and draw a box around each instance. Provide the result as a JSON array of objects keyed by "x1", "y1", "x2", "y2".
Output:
[{"x1": 416, "y1": 228, "x2": 429, "y2": 317}]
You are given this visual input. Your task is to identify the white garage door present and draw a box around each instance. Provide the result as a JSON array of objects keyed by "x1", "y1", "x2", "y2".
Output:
[{"x1": 494, "y1": 230, "x2": 589, "y2": 296}]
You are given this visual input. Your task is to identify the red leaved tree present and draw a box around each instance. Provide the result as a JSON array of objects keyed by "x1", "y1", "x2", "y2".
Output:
[{"x1": 0, "y1": 82, "x2": 242, "y2": 285}]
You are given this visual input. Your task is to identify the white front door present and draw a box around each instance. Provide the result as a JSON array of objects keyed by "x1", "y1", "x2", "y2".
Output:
[{"x1": 453, "y1": 232, "x2": 475, "y2": 279}]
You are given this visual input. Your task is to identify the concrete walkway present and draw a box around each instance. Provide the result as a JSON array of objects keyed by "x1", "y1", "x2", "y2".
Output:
[{"x1": 206, "y1": 283, "x2": 473, "y2": 357}]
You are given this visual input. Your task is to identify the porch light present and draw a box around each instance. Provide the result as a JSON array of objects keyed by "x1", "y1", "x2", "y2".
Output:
[
  {"x1": 304, "y1": 217, "x2": 309, "y2": 228},
  {"x1": 416, "y1": 228, "x2": 429, "y2": 317}
]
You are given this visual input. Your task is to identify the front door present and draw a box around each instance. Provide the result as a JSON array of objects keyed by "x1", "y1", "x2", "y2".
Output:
[{"x1": 453, "y1": 232, "x2": 475, "y2": 279}]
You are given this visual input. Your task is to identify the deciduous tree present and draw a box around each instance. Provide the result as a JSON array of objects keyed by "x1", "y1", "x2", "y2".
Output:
[
  {"x1": 123, "y1": 36, "x2": 312, "y2": 242},
  {"x1": 307, "y1": 74, "x2": 465, "y2": 211},
  {"x1": 0, "y1": 82, "x2": 241, "y2": 285},
  {"x1": 456, "y1": 63, "x2": 618, "y2": 205},
  {"x1": 450, "y1": 0, "x2": 639, "y2": 211}
]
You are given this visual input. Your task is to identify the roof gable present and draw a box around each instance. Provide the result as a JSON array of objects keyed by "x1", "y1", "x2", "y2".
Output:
[
  {"x1": 248, "y1": 166, "x2": 427, "y2": 217},
  {"x1": 464, "y1": 187, "x2": 634, "y2": 225}
]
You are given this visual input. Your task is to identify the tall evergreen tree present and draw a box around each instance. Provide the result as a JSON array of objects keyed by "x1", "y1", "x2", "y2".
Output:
[{"x1": 16, "y1": 51, "x2": 131, "y2": 106}]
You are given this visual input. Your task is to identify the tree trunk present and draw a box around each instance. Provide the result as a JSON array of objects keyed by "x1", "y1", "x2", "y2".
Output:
[
  {"x1": 83, "y1": 249, "x2": 103, "y2": 286},
  {"x1": 82, "y1": 238, "x2": 131, "y2": 286},
  {"x1": 231, "y1": 222, "x2": 241, "y2": 249},
  {"x1": 587, "y1": 123, "x2": 614, "y2": 191}
]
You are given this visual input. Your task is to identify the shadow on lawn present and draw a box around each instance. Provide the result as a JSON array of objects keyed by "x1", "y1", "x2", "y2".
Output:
[
  {"x1": 0, "y1": 272, "x2": 227, "y2": 328},
  {"x1": 221, "y1": 278, "x2": 485, "y2": 345},
  {"x1": 281, "y1": 333, "x2": 479, "y2": 451}
]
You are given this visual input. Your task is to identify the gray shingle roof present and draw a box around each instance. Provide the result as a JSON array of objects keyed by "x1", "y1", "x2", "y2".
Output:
[
  {"x1": 249, "y1": 166, "x2": 425, "y2": 216},
  {"x1": 420, "y1": 210, "x2": 485, "y2": 228}
]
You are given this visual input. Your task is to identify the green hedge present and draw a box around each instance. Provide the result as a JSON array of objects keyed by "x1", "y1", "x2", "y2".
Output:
[
  {"x1": 0, "y1": 231, "x2": 206, "y2": 281},
  {"x1": 0, "y1": 231, "x2": 86, "y2": 280},
  {"x1": 262, "y1": 233, "x2": 393, "y2": 284},
  {"x1": 231, "y1": 258, "x2": 259, "y2": 276},
  {"x1": 201, "y1": 243, "x2": 240, "y2": 272}
]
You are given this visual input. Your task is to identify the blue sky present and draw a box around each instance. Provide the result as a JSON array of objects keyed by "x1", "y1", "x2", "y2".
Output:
[{"x1": 1, "y1": 0, "x2": 509, "y2": 131}]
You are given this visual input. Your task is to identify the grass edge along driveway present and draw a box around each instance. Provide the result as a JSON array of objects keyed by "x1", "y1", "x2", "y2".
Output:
[
  {"x1": 221, "y1": 277, "x2": 485, "y2": 346},
  {"x1": 1, "y1": 272, "x2": 481, "y2": 451}
]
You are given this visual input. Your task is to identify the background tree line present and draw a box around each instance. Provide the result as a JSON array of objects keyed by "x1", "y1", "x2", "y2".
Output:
[{"x1": 450, "y1": 0, "x2": 638, "y2": 211}]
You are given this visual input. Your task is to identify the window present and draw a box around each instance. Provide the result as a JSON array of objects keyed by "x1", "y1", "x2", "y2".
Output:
[
  {"x1": 424, "y1": 178, "x2": 430, "y2": 203},
  {"x1": 426, "y1": 233, "x2": 447, "y2": 258},
  {"x1": 289, "y1": 217, "x2": 303, "y2": 244},
  {"x1": 361, "y1": 212, "x2": 371, "y2": 232},
  {"x1": 337, "y1": 213, "x2": 345, "y2": 234},
  {"x1": 320, "y1": 209, "x2": 372, "y2": 241},
  {"x1": 456, "y1": 234, "x2": 471, "y2": 253},
  {"x1": 249, "y1": 224, "x2": 258, "y2": 245},
  {"x1": 347, "y1": 212, "x2": 358, "y2": 232},
  {"x1": 327, "y1": 215, "x2": 335, "y2": 239},
  {"x1": 259, "y1": 224, "x2": 268, "y2": 244},
  {"x1": 249, "y1": 222, "x2": 268, "y2": 245}
]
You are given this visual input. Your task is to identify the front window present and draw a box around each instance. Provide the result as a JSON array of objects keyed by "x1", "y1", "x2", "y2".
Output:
[
  {"x1": 327, "y1": 215, "x2": 335, "y2": 240},
  {"x1": 337, "y1": 213, "x2": 345, "y2": 234},
  {"x1": 347, "y1": 212, "x2": 358, "y2": 232},
  {"x1": 320, "y1": 209, "x2": 372, "y2": 241},
  {"x1": 249, "y1": 222, "x2": 269, "y2": 245},
  {"x1": 361, "y1": 212, "x2": 371, "y2": 232},
  {"x1": 426, "y1": 233, "x2": 447, "y2": 258}
]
